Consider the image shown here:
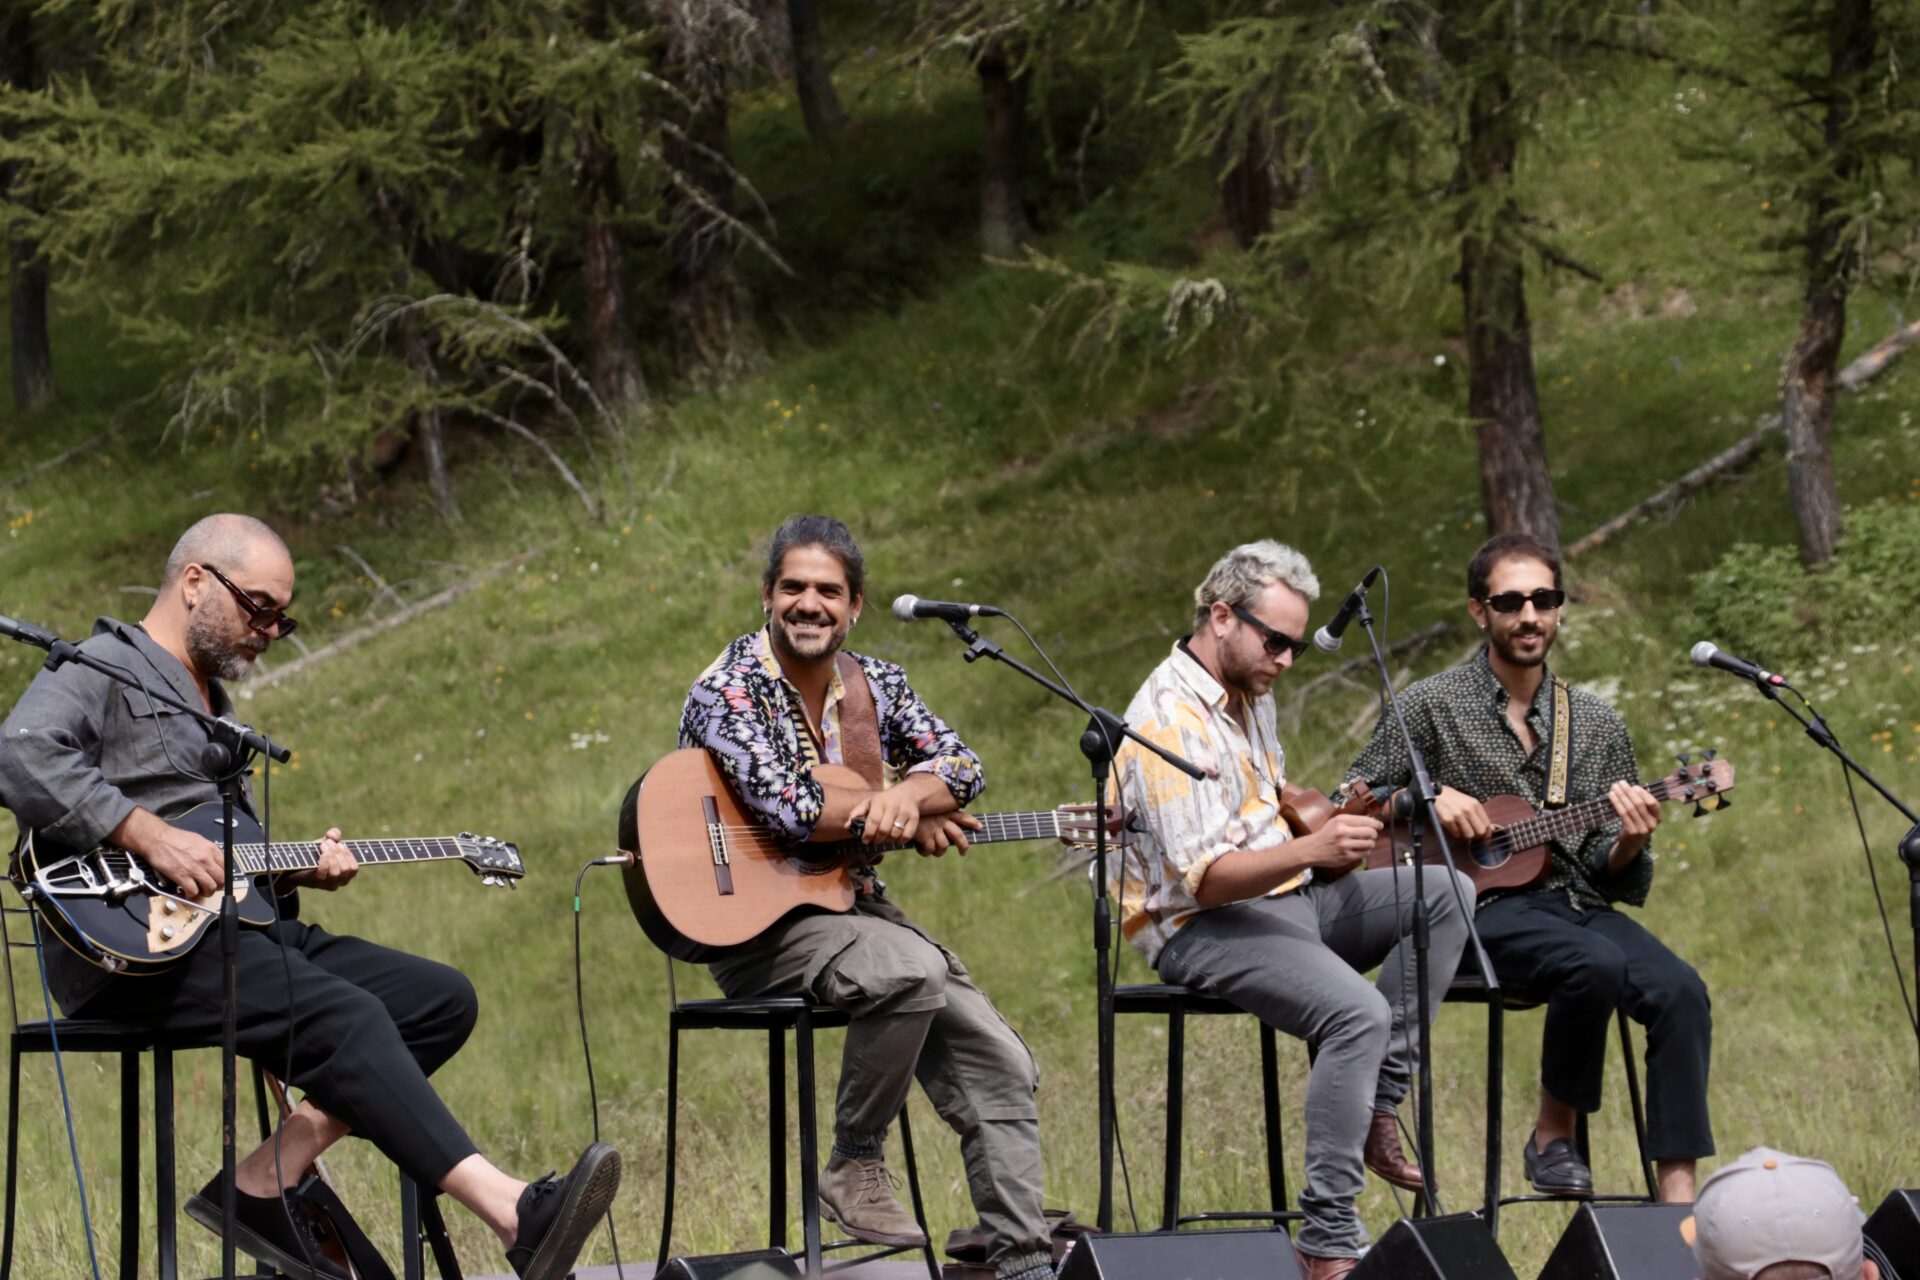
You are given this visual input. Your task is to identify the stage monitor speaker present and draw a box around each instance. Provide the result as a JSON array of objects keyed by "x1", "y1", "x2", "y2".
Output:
[
  {"x1": 1349, "y1": 1213, "x2": 1518, "y2": 1280},
  {"x1": 658, "y1": 1248, "x2": 801, "y2": 1279},
  {"x1": 1537, "y1": 1202, "x2": 1696, "y2": 1280},
  {"x1": 1867, "y1": 1189, "x2": 1920, "y2": 1280},
  {"x1": 1057, "y1": 1228, "x2": 1303, "y2": 1279}
]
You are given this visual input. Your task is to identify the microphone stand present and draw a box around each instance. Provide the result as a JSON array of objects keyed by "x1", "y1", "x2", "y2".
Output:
[
  {"x1": 932, "y1": 618, "x2": 1202, "y2": 1232},
  {"x1": 1351, "y1": 591, "x2": 1497, "y2": 1216},
  {"x1": 1739, "y1": 675, "x2": 1920, "y2": 1082},
  {"x1": 5, "y1": 618, "x2": 290, "y2": 1280}
]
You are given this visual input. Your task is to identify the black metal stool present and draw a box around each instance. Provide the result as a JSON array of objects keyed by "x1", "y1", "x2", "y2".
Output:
[
  {"x1": 1101, "y1": 983, "x2": 1301, "y2": 1233},
  {"x1": 1446, "y1": 970, "x2": 1656, "y2": 1237},
  {"x1": 657, "y1": 994, "x2": 941, "y2": 1279}
]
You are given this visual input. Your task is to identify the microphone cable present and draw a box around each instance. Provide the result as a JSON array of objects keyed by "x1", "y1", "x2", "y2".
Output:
[{"x1": 574, "y1": 854, "x2": 630, "y2": 1278}]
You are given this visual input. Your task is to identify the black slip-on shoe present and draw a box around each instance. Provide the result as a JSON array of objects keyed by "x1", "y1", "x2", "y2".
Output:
[
  {"x1": 184, "y1": 1175, "x2": 350, "y2": 1280},
  {"x1": 505, "y1": 1142, "x2": 624, "y2": 1280},
  {"x1": 1523, "y1": 1131, "x2": 1595, "y2": 1196}
]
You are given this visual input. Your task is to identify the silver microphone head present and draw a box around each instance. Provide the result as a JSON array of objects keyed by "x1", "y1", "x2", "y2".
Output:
[
  {"x1": 1689, "y1": 641, "x2": 1718, "y2": 667},
  {"x1": 1313, "y1": 625, "x2": 1342, "y2": 654},
  {"x1": 891, "y1": 594, "x2": 920, "y2": 622}
]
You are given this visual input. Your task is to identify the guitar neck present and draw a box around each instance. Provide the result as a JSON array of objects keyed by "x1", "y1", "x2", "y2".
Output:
[
  {"x1": 828, "y1": 810, "x2": 1062, "y2": 858},
  {"x1": 1499, "y1": 776, "x2": 1684, "y2": 850},
  {"x1": 234, "y1": 838, "x2": 470, "y2": 875}
]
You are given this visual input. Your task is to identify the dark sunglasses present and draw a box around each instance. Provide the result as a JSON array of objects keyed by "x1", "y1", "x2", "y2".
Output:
[
  {"x1": 1481, "y1": 588, "x2": 1566, "y2": 615},
  {"x1": 201, "y1": 563, "x2": 299, "y2": 637},
  {"x1": 1230, "y1": 604, "x2": 1310, "y2": 660}
]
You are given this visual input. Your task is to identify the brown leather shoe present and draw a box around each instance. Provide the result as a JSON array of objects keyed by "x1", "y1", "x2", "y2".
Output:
[
  {"x1": 1362, "y1": 1109, "x2": 1425, "y2": 1192},
  {"x1": 1296, "y1": 1248, "x2": 1359, "y2": 1280}
]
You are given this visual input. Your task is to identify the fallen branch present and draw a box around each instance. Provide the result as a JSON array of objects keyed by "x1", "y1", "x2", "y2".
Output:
[
  {"x1": 1278, "y1": 621, "x2": 1457, "y2": 732},
  {"x1": 255, "y1": 546, "x2": 548, "y2": 689},
  {"x1": 335, "y1": 545, "x2": 408, "y2": 613},
  {"x1": 0, "y1": 426, "x2": 126, "y2": 493},
  {"x1": 1567, "y1": 317, "x2": 1920, "y2": 559}
]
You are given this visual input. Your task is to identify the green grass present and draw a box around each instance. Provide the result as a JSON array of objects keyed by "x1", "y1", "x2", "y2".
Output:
[{"x1": 2, "y1": 51, "x2": 1918, "y2": 1280}]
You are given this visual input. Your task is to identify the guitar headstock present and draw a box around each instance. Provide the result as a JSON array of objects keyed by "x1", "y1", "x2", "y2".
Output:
[
  {"x1": 1656, "y1": 751, "x2": 1737, "y2": 815},
  {"x1": 455, "y1": 833, "x2": 525, "y2": 886},
  {"x1": 1056, "y1": 803, "x2": 1135, "y2": 851}
]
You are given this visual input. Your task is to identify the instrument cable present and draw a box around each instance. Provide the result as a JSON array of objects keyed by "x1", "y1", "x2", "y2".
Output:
[
  {"x1": 574, "y1": 855, "x2": 629, "y2": 1278},
  {"x1": 33, "y1": 939, "x2": 106, "y2": 1280}
]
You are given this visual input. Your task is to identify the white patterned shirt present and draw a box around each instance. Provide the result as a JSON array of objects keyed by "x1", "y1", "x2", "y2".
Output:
[{"x1": 1113, "y1": 639, "x2": 1305, "y2": 967}]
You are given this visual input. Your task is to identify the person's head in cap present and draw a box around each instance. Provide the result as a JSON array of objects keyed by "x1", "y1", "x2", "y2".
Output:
[{"x1": 1685, "y1": 1147, "x2": 1879, "y2": 1280}]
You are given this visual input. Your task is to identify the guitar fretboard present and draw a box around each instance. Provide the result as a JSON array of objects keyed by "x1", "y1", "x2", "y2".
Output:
[
  {"x1": 234, "y1": 839, "x2": 469, "y2": 875},
  {"x1": 1493, "y1": 776, "x2": 1687, "y2": 852},
  {"x1": 825, "y1": 810, "x2": 1063, "y2": 857}
]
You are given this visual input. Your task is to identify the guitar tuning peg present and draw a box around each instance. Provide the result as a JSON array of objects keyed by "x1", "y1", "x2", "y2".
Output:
[
  {"x1": 1714, "y1": 794, "x2": 1731, "y2": 810},
  {"x1": 1682, "y1": 786, "x2": 1696, "y2": 802},
  {"x1": 1692, "y1": 801, "x2": 1707, "y2": 818},
  {"x1": 1703, "y1": 748, "x2": 1717, "y2": 762},
  {"x1": 1676, "y1": 753, "x2": 1691, "y2": 767}
]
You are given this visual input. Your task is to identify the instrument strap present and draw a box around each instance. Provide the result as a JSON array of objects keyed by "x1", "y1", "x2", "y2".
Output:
[
  {"x1": 1546, "y1": 675, "x2": 1571, "y2": 809},
  {"x1": 835, "y1": 652, "x2": 887, "y2": 789}
]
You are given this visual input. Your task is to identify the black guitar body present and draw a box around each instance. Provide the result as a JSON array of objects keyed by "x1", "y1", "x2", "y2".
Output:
[{"x1": 12, "y1": 803, "x2": 282, "y2": 976}]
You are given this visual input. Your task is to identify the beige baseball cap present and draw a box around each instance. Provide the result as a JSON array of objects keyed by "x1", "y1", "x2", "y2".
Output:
[{"x1": 1686, "y1": 1147, "x2": 1865, "y2": 1280}]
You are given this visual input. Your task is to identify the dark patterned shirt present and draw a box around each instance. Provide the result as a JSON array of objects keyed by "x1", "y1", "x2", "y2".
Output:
[
  {"x1": 1342, "y1": 648, "x2": 1652, "y2": 911},
  {"x1": 679, "y1": 628, "x2": 984, "y2": 843}
]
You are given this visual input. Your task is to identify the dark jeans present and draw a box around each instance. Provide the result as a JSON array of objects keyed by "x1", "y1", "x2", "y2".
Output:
[
  {"x1": 1476, "y1": 892, "x2": 1714, "y2": 1161},
  {"x1": 75, "y1": 919, "x2": 482, "y2": 1187}
]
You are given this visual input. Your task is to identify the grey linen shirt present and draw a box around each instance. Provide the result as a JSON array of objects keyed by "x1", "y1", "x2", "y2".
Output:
[
  {"x1": 0, "y1": 618, "x2": 261, "y2": 1013},
  {"x1": 1342, "y1": 648, "x2": 1653, "y2": 912}
]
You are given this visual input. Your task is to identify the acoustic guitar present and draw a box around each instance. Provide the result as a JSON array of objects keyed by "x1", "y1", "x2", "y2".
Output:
[
  {"x1": 1329, "y1": 754, "x2": 1736, "y2": 896},
  {"x1": 11, "y1": 804, "x2": 524, "y2": 975},
  {"x1": 621, "y1": 748, "x2": 1122, "y2": 961}
]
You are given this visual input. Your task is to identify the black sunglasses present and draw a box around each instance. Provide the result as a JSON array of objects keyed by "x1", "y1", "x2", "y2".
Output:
[
  {"x1": 1230, "y1": 604, "x2": 1310, "y2": 660},
  {"x1": 201, "y1": 564, "x2": 299, "y2": 637},
  {"x1": 1481, "y1": 588, "x2": 1566, "y2": 615}
]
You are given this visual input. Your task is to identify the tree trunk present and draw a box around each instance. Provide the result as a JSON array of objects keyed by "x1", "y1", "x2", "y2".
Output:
[
  {"x1": 977, "y1": 39, "x2": 1031, "y2": 257},
  {"x1": 3, "y1": 9, "x2": 55, "y2": 412},
  {"x1": 1459, "y1": 53, "x2": 1560, "y2": 553},
  {"x1": 662, "y1": 55, "x2": 764, "y2": 387},
  {"x1": 1780, "y1": 0, "x2": 1873, "y2": 568},
  {"x1": 1217, "y1": 119, "x2": 1286, "y2": 250},
  {"x1": 787, "y1": 0, "x2": 845, "y2": 147},
  {"x1": 576, "y1": 126, "x2": 646, "y2": 411}
]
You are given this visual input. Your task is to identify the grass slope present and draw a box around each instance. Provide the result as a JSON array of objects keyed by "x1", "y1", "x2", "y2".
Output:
[{"x1": 2, "y1": 53, "x2": 1918, "y2": 1280}]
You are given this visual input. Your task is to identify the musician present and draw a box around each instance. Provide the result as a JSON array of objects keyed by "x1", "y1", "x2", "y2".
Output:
[
  {"x1": 1343, "y1": 532, "x2": 1712, "y2": 1202},
  {"x1": 1113, "y1": 540, "x2": 1473, "y2": 1280},
  {"x1": 678, "y1": 515, "x2": 1053, "y2": 1280},
  {"x1": 0, "y1": 514, "x2": 618, "y2": 1280}
]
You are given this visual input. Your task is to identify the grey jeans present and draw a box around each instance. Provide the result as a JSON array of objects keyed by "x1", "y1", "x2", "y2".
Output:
[
  {"x1": 710, "y1": 895, "x2": 1052, "y2": 1277},
  {"x1": 1155, "y1": 867, "x2": 1475, "y2": 1260}
]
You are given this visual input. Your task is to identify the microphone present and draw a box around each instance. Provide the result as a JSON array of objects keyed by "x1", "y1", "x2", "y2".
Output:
[
  {"x1": 1313, "y1": 566, "x2": 1383, "y2": 653},
  {"x1": 1690, "y1": 641, "x2": 1785, "y2": 687},
  {"x1": 892, "y1": 594, "x2": 1005, "y2": 624},
  {"x1": 0, "y1": 613, "x2": 58, "y2": 650}
]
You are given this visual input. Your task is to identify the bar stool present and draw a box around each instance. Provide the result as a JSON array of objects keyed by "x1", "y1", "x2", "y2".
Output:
[
  {"x1": 656, "y1": 990, "x2": 942, "y2": 1279},
  {"x1": 1446, "y1": 969, "x2": 1656, "y2": 1238},
  {"x1": 1101, "y1": 983, "x2": 1301, "y2": 1233}
]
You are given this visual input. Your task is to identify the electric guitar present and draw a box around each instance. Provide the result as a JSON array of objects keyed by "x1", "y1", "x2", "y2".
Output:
[
  {"x1": 11, "y1": 803, "x2": 523, "y2": 974},
  {"x1": 621, "y1": 748, "x2": 1124, "y2": 961}
]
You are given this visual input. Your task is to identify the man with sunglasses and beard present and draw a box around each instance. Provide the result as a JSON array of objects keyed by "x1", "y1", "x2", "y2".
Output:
[
  {"x1": 1112, "y1": 540, "x2": 1474, "y2": 1280},
  {"x1": 0, "y1": 514, "x2": 620, "y2": 1280},
  {"x1": 677, "y1": 515, "x2": 1054, "y2": 1280},
  {"x1": 1344, "y1": 532, "x2": 1712, "y2": 1204}
]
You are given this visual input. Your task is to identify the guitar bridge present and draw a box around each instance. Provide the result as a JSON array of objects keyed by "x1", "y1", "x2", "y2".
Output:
[{"x1": 702, "y1": 796, "x2": 734, "y2": 896}]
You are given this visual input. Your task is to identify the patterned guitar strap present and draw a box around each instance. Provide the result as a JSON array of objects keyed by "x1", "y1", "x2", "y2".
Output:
[{"x1": 1546, "y1": 674, "x2": 1571, "y2": 809}]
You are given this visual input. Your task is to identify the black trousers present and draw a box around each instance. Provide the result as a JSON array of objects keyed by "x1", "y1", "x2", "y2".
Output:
[
  {"x1": 1476, "y1": 892, "x2": 1715, "y2": 1162},
  {"x1": 76, "y1": 918, "x2": 481, "y2": 1187}
]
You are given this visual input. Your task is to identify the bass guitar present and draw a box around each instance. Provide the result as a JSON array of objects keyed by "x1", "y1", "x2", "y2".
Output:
[
  {"x1": 621, "y1": 748, "x2": 1123, "y2": 961},
  {"x1": 11, "y1": 804, "x2": 524, "y2": 975},
  {"x1": 1330, "y1": 753, "x2": 1735, "y2": 896}
]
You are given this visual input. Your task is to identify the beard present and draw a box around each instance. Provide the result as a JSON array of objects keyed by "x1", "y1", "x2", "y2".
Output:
[
  {"x1": 1216, "y1": 637, "x2": 1277, "y2": 700},
  {"x1": 1490, "y1": 618, "x2": 1555, "y2": 668},
  {"x1": 186, "y1": 610, "x2": 265, "y2": 682},
  {"x1": 769, "y1": 609, "x2": 848, "y2": 662}
]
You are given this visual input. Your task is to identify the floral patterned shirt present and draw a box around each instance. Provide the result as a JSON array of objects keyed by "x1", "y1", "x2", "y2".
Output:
[
  {"x1": 1113, "y1": 639, "x2": 1306, "y2": 967},
  {"x1": 679, "y1": 627, "x2": 985, "y2": 843},
  {"x1": 1342, "y1": 648, "x2": 1652, "y2": 912}
]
